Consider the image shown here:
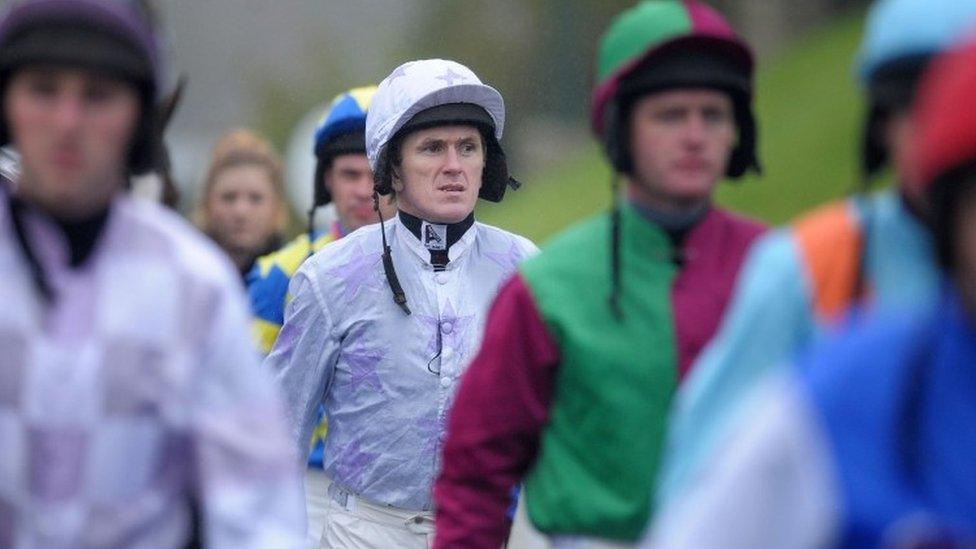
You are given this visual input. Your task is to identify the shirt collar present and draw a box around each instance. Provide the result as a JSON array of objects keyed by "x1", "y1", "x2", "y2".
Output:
[{"x1": 396, "y1": 213, "x2": 478, "y2": 269}]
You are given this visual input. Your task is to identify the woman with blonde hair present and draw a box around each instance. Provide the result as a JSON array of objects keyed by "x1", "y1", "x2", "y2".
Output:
[{"x1": 198, "y1": 128, "x2": 289, "y2": 277}]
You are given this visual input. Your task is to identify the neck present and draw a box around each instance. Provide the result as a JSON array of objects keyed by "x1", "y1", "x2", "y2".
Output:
[
  {"x1": 227, "y1": 249, "x2": 255, "y2": 272},
  {"x1": 224, "y1": 235, "x2": 280, "y2": 275},
  {"x1": 625, "y1": 184, "x2": 709, "y2": 265},
  {"x1": 13, "y1": 196, "x2": 112, "y2": 268},
  {"x1": 629, "y1": 198, "x2": 710, "y2": 233},
  {"x1": 17, "y1": 171, "x2": 124, "y2": 222},
  {"x1": 398, "y1": 210, "x2": 475, "y2": 271},
  {"x1": 398, "y1": 210, "x2": 475, "y2": 246},
  {"x1": 625, "y1": 180, "x2": 711, "y2": 217}
]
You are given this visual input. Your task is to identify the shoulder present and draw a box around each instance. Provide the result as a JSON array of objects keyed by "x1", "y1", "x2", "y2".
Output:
[
  {"x1": 295, "y1": 221, "x2": 385, "y2": 291},
  {"x1": 790, "y1": 198, "x2": 862, "y2": 249},
  {"x1": 708, "y1": 207, "x2": 767, "y2": 244},
  {"x1": 253, "y1": 234, "x2": 312, "y2": 280},
  {"x1": 741, "y1": 228, "x2": 805, "y2": 278},
  {"x1": 701, "y1": 228, "x2": 811, "y2": 329},
  {"x1": 521, "y1": 212, "x2": 610, "y2": 276},
  {"x1": 117, "y1": 198, "x2": 239, "y2": 291},
  {"x1": 307, "y1": 222, "x2": 382, "y2": 265}
]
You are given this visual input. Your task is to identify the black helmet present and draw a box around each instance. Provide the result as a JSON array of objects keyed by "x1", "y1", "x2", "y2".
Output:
[{"x1": 0, "y1": 0, "x2": 162, "y2": 174}]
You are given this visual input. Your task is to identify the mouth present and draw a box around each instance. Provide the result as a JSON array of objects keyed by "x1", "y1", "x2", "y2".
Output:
[
  {"x1": 230, "y1": 225, "x2": 252, "y2": 237},
  {"x1": 675, "y1": 159, "x2": 710, "y2": 172},
  {"x1": 438, "y1": 184, "x2": 466, "y2": 193},
  {"x1": 52, "y1": 149, "x2": 83, "y2": 170}
]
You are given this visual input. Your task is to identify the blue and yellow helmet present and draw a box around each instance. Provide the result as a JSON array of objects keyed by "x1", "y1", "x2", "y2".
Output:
[{"x1": 312, "y1": 85, "x2": 376, "y2": 207}]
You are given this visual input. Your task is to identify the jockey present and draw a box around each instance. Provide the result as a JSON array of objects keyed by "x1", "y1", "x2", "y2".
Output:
[
  {"x1": 649, "y1": 37, "x2": 976, "y2": 547},
  {"x1": 0, "y1": 0, "x2": 305, "y2": 545},
  {"x1": 657, "y1": 0, "x2": 976, "y2": 509},
  {"x1": 267, "y1": 58, "x2": 536, "y2": 548},
  {"x1": 434, "y1": 1, "x2": 766, "y2": 546}
]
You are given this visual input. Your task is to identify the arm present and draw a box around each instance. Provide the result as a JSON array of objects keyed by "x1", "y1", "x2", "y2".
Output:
[
  {"x1": 245, "y1": 261, "x2": 289, "y2": 355},
  {"x1": 266, "y1": 265, "x2": 341, "y2": 465},
  {"x1": 646, "y1": 378, "x2": 840, "y2": 549},
  {"x1": 190, "y1": 277, "x2": 307, "y2": 548},
  {"x1": 434, "y1": 274, "x2": 560, "y2": 549},
  {"x1": 657, "y1": 231, "x2": 815, "y2": 505}
]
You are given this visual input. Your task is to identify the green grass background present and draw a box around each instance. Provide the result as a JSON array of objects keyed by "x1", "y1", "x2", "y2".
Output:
[{"x1": 477, "y1": 11, "x2": 871, "y2": 245}]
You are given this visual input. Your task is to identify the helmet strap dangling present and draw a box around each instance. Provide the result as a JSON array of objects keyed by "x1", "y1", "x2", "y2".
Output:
[
  {"x1": 374, "y1": 191, "x2": 410, "y2": 315},
  {"x1": 609, "y1": 171, "x2": 623, "y2": 321}
]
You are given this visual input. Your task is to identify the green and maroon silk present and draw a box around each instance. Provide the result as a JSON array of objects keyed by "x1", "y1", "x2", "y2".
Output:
[
  {"x1": 521, "y1": 203, "x2": 679, "y2": 539},
  {"x1": 435, "y1": 202, "x2": 763, "y2": 547}
]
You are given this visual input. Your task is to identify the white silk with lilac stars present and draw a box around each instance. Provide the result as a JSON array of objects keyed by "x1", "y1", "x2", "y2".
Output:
[{"x1": 267, "y1": 215, "x2": 537, "y2": 511}]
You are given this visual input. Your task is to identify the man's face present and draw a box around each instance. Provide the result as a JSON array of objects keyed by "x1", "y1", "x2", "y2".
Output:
[
  {"x1": 627, "y1": 88, "x2": 735, "y2": 211},
  {"x1": 5, "y1": 67, "x2": 140, "y2": 219},
  {"x1": 324, "y1": 153, "x2": 392, "y2": 232},
  {"x1": 393, "y1": 125, "x2": 483, "y2": 224}
]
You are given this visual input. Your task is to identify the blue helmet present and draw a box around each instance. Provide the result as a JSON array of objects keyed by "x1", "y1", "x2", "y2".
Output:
[
  {"x1": 311, "y1": 86, "x2": 375, "y2": 208},
  {"x1": 858, "y1": 0, "x2": 976, "y2": 84},
  {"x1": 856, "y1": 0, "x2": 976, "y2": 177}
]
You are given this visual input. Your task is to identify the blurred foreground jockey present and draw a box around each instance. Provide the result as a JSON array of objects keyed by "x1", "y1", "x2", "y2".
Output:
[
  {"x1": 649, "y1": 38, "x2": 976, "y2": 547},
  {"x1": 267, "y1": 59, "x2": 535, "y2": 548},
  {"x1": 0, "y1": 0, "x2": 305, "y2": 546},
  {"x1": 657, "y1": 0, "x2": 976, "y2": 508},
  {"x1": 434, "y1": 1, "x2": 766, "y2": 547}
]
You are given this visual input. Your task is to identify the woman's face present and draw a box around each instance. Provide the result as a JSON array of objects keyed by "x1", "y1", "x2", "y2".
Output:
[{"x1": 206, "y1": 163, "x2": 280, "y2": 256}]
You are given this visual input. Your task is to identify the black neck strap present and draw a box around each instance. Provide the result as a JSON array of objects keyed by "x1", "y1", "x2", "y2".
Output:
[
  {"x1": 53, "y1": 207, "x2": 111, "y2": 268},
  {"x1": 398, "y1": 211, "x2": 475, "y2": 250}
]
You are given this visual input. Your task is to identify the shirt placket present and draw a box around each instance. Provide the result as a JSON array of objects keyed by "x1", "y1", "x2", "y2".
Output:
[{"x1": 431, "y1": 265, "x2": 457, "y2": 443}]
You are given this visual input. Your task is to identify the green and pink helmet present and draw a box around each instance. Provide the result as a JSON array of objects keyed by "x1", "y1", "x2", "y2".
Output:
[{"x1": 592, "y1": 0, "x2": 759, "y2": 178}]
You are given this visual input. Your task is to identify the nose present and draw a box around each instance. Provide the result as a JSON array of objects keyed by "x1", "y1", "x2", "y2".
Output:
[
  {"x1": 353, "y1": 173, "x2": 374, "y2": 199},
  {"x1": 682, "y1": 113, "x2": 709, "y2": 145},
  {"x1": 442, "y1": 147, "x2": 463, "y2": 174},
  {"x1": 52, "y1": 93, "x2": 84, "y2": 135},
  {"x1": 230, "y1": 196, "x2": 251, "y2": 218}
]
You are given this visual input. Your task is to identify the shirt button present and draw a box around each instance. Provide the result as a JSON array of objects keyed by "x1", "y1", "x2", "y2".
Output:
[
  {"x1": 440, "y1": 376, "x2": 453, "y2": 388},
  {"x1": 441, "y1": 347, "x2": 454, "y2": 360},
  {"x1": 441, "y1": 321, "x2": 454, "y2": 334},
  {"x1": 435, "y1": 273, "x2": 448, "y2": 285}
]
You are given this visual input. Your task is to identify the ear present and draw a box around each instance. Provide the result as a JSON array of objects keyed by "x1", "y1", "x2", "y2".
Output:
[
  {"x1": 321, "y1": 165, "x2": 333, "y2": 191},
  {"x1": 391, "y1": 167, "x2": 404, "y2": 193}
]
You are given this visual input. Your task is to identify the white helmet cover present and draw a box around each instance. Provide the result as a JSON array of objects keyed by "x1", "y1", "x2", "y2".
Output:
[{"x1": 366, "y1": 58, "x2": 505, "y2": 172}]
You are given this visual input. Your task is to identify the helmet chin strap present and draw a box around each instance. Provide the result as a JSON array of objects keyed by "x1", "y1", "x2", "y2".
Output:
[{"x1": 373, "y1": 190, "x2": 410, "y2": 315}]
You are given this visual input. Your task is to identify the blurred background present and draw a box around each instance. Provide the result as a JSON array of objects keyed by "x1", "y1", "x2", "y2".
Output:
[{"x1": 10, "y1": 0, "x2": 875, "y2": 243}]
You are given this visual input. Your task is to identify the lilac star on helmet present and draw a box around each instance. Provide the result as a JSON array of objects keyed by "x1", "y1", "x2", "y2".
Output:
[{"x1": 366, "y1": 58, "x2": 506, "y2": 171}]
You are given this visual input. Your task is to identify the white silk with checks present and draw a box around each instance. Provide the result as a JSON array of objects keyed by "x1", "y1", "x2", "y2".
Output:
[{"x1": 0, "y1": 189, "x2": 307, "y2": 548}]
